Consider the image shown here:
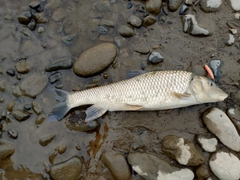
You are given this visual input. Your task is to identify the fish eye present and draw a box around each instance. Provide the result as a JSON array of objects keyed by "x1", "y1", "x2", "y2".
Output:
[{"x1": 208, "y1": 80, "x2": 214, "y2": 86}]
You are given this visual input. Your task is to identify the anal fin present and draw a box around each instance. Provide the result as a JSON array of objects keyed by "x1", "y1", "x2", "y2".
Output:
[
  {"x1": 85, "y1": 105, "x2": 107, "y2": 122},
  {"x1": 173, "y1": 92, "x2": 191, "y2": 99}
]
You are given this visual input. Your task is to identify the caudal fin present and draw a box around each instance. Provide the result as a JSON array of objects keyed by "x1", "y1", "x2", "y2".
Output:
[{"x1": 48, "y1": 89, "x2": 70, "y2": 122}]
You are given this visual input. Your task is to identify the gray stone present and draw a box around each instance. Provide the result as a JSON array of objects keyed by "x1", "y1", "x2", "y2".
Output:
[
  {"x1": 162, "y1": 135, "x2": 204, "y2": 166},
  {"x1": 12, "y1": 110, "x2": 30, "y2": 121},
  {"x1": 197, "y1": 134, "x2": 217, "y2": 152},
  {"x1": 15, "y1": 61, "x2": 31, "y2": 74},
  {"x1": 62, "y1": 34, "x2": 76, "y2": 45},
  {"x1": 148, "y1": 52, "x2": 164, "y2": 64},
  {"x1": 209, "y1": 151, "x2": 240, "y2": 180},
  {"x1": 96, "y1": 0, "x2": 111, "y2": 12},
  {"x1": 73, "y1": 43, "x2": 117, "y2": 77},
  {"x1": 8, "y1": 129, "x2": 18, "y2": 139},
  {"x1": 0, "y1": 141, "x2": 15, "y2": 161},
  {"x1": 127, "y1": 152, "x2": 194, "y2": 180},
  {"x1": 143, "y1": 15, "x2": 157, "y2": 26},
  {"x1": 50, "y1": 156, "x2": 82, "y2": 180},
  {"x1": 102, "y1": 151, "x2": 131, "y2": 180},
  {"x1": 20, "y1": 74, "x2": 47, "y2": 98},
  {"x1": 39, "y1": 134, "x2": 55, "y2": 146},
  {"x1": 196, "y1": 165, "x2": 210, "y2": 180},
  {"x1": 168, "y1": 0, "x2": 183, "y2": 12},
  {"x1": 37, "y1": 27, "x2": 45, "y2": 34},
  {"x1": 18, "y1": 11, "x2": 32, "y2": 25},
  {"x1": 229, "y1": 0, "x2": 240, "y2": 11},
  {"x1": 0, "y1": 80, "x2": 7, "y2": 91},
  {"x1": 145, "y1": 0, "x2": 162, "y2": 15},
  {"x1": 132, "y1": 44, "x2": 150, "y2": 54},
  {"x1": 45, "y1": 58, "x2": 73, "y2": 72},
  {"x1": 118, "y1": 25, "x2": 135, "y2": 37},
  {"x1": 128, "y1": 15, "x2": 142, "y2": 28},
  {"x1": 202, "y1": 108, "x2": 240, "y2": 152},
  {"x1": 225, "y1": 34, "x2": 235, "y2": 46},
  {"x1": 200, "y1": 0, "x2": 222, "y2": 12}
]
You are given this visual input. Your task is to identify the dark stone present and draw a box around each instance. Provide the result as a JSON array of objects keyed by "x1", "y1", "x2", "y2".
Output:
[
  {"x1": 33, "y1": 12, "x2": 47, "y2": 24},
  {"x1": 6, "y1": 69, "x2": 16, "y2": 76},
  {"x1": 54, "y1": 80, "x2": 63, "y2": 89},
  {"x1": 127, "y1": 3, "x2": 133, "y2": 9},
  {"x1": 29, "y1": 1, "x2": 44, "y2": 12},
  {"x1": 8, "y1": 129, "x2": 18, "y2": 139},
  {"x1": 28, "y1": 19, "x2": 37, "y2": 31},
  {"x1": 18, "y1": 11, "x2": 32, "y2": 25},
  {"x1": 179, "y1": 4, "x2": 189, "y2": 15},
  {"x1": 49, "y1": 72, "x2": 62, "y2": 84},
  {"x1": 62, "y1": 34, "x2": 76, "y2": 45},
  {"x1": 23, "y1": 104, "x2": 32, "y2": 111},
  {"x1": 45, "y1": 58, "x2": 73, "y2": 72}
]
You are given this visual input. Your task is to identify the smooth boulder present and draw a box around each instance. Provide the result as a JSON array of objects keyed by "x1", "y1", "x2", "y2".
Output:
[{"x1": 73, "y1": 43, "x2": 117, "y2": 77}]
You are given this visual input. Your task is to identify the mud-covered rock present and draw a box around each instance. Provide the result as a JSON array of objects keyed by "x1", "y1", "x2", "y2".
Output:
[
  {"x1": 33, "y1": 12, "x2": 48, "y2": 24},
  {"x1": 202, "y1": 108, "x2": 240, "y2": 152},
  {"x1": 143, "y1": 15, "x2": 157, "y2": 26},
  {"x1": 127, "y1": 152, "x2": 194, "y2": 180},
  {"x1": 197, "y1": 134, "x2": 217, "y2": 152},
  {"x1": 20, "y1": 74, "x2": 47, "y2": 98},
  {"x1": 39, "y1": 134, "x2": 55, "y2": 146},
  {"x1": 0, "y1": 80, "x2": 7, "y2": 92},
  {"x1": 8, "y1": 129, "x2": 18, "y2": 139},
  {"x1": 50, "y1": 156, "x2": 82, "y2": 180},
  {"x1": 209, "y1": 151, "x2": 240, "y2": 180},
  {"x1": 168, "y1": 0, "x2": 183, "y2": 12},
  {"x1": 15, "y1": 61, "x2": 31, "y2": 74},
  {"x1": 0, "y1": 141, "x2": 15, "y2": 161},
  {"x1": 162, "y1": 135, "x2": 204, "y2": 166},
  {"x1": 132, "y1": 44, "x2": 150, "y2": 54},
  {"x1": 196, "y1": 164, "x2": 210, "y2": 180},
  {"x1": 18, "y1": 11, "x2": 32, "y2": 25},
  {"x1": 200, "y1": 0, "x2": 222, "y2": 12},
  {"x1": 57, "y1": 144, "x2": 67, "y2": 154},
  {"x1": 101, "y1": 151, "x2": 131, "y2": 180},
  {"x1": 145, "y1": 0, "x2": 162, "y2": 15},
  {"x1": 73, "y1": 43, "x2": 117, "y2": 77},
  {"x1": 12, "y1": 110, "x2": 30, "y2": 121},
  {"x1": 12, "y1": 86, "x2": 23, "y2": 97},
  {"x1": 45, "y1": 58, "x2": 73, "y2": 71},
  {"x1": 35, "y1": 114, "x2": 46, "y2": 125},
  {"x1": 128, "y1": 15, "x2": 142, "y2": 28},
  {"x1": 32, "y1": 100, "x2": 42, "y2": 115},
  {"x1": 118, "y1": 25, "x2": 135, "y2": 37}
]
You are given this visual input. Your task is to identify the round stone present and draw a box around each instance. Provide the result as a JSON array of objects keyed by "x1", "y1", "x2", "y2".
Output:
[
  {"x1": 15, "y1": 61, "x2": 31, "y2": 74},
  {"x1": 200, "y1": 0, "x2": 222, "y2": 13},
  {"x1": 118, "y1": 25, "x2": 135, "y2": 37},
  {"x1": 128, "y1": 15, "x2": 142, "y2": 28}
]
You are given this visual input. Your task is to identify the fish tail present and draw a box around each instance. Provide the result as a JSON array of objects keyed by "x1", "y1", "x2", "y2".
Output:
[{"x1": 48, "y1": 89, "x2": 70, "y2": 122}]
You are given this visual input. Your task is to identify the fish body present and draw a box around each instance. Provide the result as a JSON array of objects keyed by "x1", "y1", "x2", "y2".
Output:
[{"x1": 48, "y1": 70, "x2": 228, "y2": 122}]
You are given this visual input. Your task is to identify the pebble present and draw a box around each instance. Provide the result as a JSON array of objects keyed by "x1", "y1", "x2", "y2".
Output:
[
  {"x1": 12, "y1": 110, "x2": 30, "y2": 121},
  {"x1": 209, "y1": 151, "x2": 240, "y2": 180},
  {"x1": 39, "y1": 134, "x2": 56, "y2": 146},
  {"x1": 19, "y1": 74, "x2": 47, "y2": 98},
  {"x1": 229, "y1": 28, "x2": 237, "y2": 35},
  {"x1": 127, "y1": 152, "x2": 194, "y2": 180},
  {"x1": 196, "y1": 165, "x2": 211, "y2": 180},
  {"x1": 202, "y1": 108, "x2": 240, "y2": 152},
  {"x1": 101, "y1": 151, "x2": 131, "y2": 180},
  {"x1": 48, "y1": 72, "x2": 62, "y2": 84},
  {"x1": 168, "y1": 0, "x2": 183, "y2": 12},
  {"x1": 18, "y1": 11, "x2": 32, "y2": 25},
  {"x1": 145, "y1": 0, "x2": 162, "y2": 15},
  {"x1": 225, "y1": 33, "x2": 235, "y2": 46},
  {"x1": 6, "y1": 69, "x2": 16, "y2": 76},
  {"x1": 227, "y1": 108, "x2": 240, "y2": 122},
  {"x1": 96, "y1": 0, "x2": 111, "y2": 12},
  {"x1": 127, "y1": 2, "x2": 133, "y2": 9},
  {"x1": 179, "y1": 4, "x2": 189, "y2": 15},
  {"x1": 183, "y1": 14, "x2": 211, "y2": 36},
  {"x1": 0, "y1": 141, "x2": 15, "y2": 161},
  {"x1": 229, "y1": 0, "x2": 240, "y2": 11},
  {"x1": 162, "y1": 135, "x2": 204, "y2": 166},
  {"x1": 0, "y1": 80, "x2": 7, "y2": 91},
  {"x1": 7, "y1": 101, "x2": 15, "y2": 112},
  {"x1": 12, "y1": 86, "x2": 23, "y2": 97},
  {"x1": 8, "y1": 129, "x2": 18, "y2": 139},
  {"x1": 49, "y1": 152, "x2": 58, "y2": 164},
  {"x1": 127, "y1": 15, "x2": 142, "y2": 28},
  {"x1": 185, "y1": 0, "x2": 193, "y2": 5},
  {"x1": 118, "y1": 25, "x2": 135, "y2": 37},
  {"x1": 132, "y1": 44, "x2": 150, "y2": 54},
  {"x1": 100, "y1": 19, "x2": 115, "y2": 27},
  {"x1": 45, "y1": 58, "x2": 72, "y2": 72},
  {"x1": 197, "y1": 134, "x2": 217, "y2": 152},
  {"x1": 62, "y1": 34, "x2": 76, "y2": 45},
  {"x1": 73, "y1": 43, "x2": 117, "y2": 77},
  {"x1": 50, "y1": 156, "x2": 82, "y2": 180},
  {"x1": 200, "y1": 0, "x2": 222, "y2": 12},
  {"x1": 35, "y1": 114, "x2": 46, "y2": 125},
  {"x1": 33, "y1": 12, "x2": 48, "y2": 24},
  {"x1": 23, "y1": 104, "x2": 31, "y2": 111},
  {"x1": 15, "y1": 60, "x2": 31, "y2": 74},
  {"x1": 29, "y1": 1, "x2": 41, "y2": 10},
  {"x1": 57, "y1": 144, "x2": 67, "y2": 154},
  {"x1": 28, "y1": 19, "x2": 37, "y2": 31},
  {"x1": 37, "y1": 27, "x2": 45, "y2": 34},
  {"x1": 148, "y1": 51, "x2": 164, "y2": 64},
  {"x1": 98, "y1": 25, "x2": 108, "y2": 35},
  {"x1": 32, "y1": 101, "x2": 42, "y2": 115},
  {"x1": 143, "y1": 15, "x2": 157, "y2": 26}
]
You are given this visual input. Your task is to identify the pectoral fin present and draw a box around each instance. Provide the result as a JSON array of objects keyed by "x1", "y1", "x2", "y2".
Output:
[
  {"x1": 173, "y1": 92, "x2": 191, "y2": 99},
  {"x1": 124, "y1": 104, "x2": 143, "y2": 110},
  {"x1": 85, "y1": 105, "x2": 107, "y2": 122}
]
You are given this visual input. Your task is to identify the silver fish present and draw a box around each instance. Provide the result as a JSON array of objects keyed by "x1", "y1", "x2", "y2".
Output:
[{"x1": 48, "y1": 70, "x2": 228, "y2": 122}]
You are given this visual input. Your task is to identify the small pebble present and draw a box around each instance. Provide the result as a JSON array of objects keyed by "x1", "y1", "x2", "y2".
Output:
[
  {"x1": 8, "y1": 129, "x2": 18, "y2": 139},
  {"x1": 57, "y1": 144, "x2": 67, "y2": 154},
  {"x1": 6, "y1": 69, "x2": 16, "y2": 76},
  {"x1": 37, "y1": 27, "x2": 45, "y2": 34},
  {"x1": 62, "y1": 34, "x2": 76, "y2": 45},
  {"x1": 148, "y1": 52, "x2": 164, "y2": 64},
  {"x1": 7, "y1": 101, "x2": 15, "y2": 112},
  {"x1": 39, "y1": 134, "x2": 56, "y2": 146},
  {"x1": 35, "y1": 114, "x2": 46, "y2": 125},
  {"x1": 76, "y1": 144, "x2": 81, "y2": 150},
  {"x1": 18, "y1": 11, "x2": 32, "y2": 25},
  {"x1": 49, "y1": 152, "x2": 58, "y2": 164},
  {"x1": 28, "y1": 19, "x2": 37, "y2": 31},
  {"x1": 32, "y1": 101, "x2": 42, "y2": 115},
  {"x1": 24, "y1": 104, "x2": 32, "y2": 111},
  {"x1": 127, "y1": 2, "x2": 133, "y2": 9},
  {"x1": 12, "y1": 110, "x2": 30, "y2": 121},
  {"x1": 98, "y1": 26, "x2": 108, "y2": 35},
  {"x1": 179, "y1": 4, "x2": 189, "y2": 15},
  {"x1": 49, "y1": 72, "x2": 62, "y2": 84},
  {"x1": 15, "y1": 60, "x2": 31, "y2": 74},
  {"x1": 0, "y1": 80, "x2": 7, "y2": 91}
]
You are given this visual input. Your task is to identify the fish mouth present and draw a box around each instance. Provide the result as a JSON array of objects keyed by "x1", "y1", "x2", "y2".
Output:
[{"x1": 218, "y1": 93, "x2": 228, "y2": 101}]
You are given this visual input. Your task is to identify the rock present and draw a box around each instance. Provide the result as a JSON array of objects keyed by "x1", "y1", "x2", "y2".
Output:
[
  {"x1": 7, "y1": 101, "x2": 15, "y2": 112},
  {"x1": 50, "y1": 156, "x2": 82, "y2": 180},
  {"x1": 73, "y1": 43, "x2": 117, "y2": 77},
  {"x1": 225, "y1": 34, "x2": 235, "y2": 46},
  {"x1": 118, "y1": 25, "x2": 135, "y2": 37},
  {"x1": 12, "y1": 86, "x2": 23, "y2": 97},
  {"x1": 148, "y1": 52, "x2": 164, "y2": 64},
  {"x1": 162, "y1": 135, "x2": 204, "y2": 166},
  {"x1": 33, "y1": 12, "x2": 48, "y2": 24},
  {"x1": 52, "y1": 8, "x2": 67, "y2": 22},
  {"x1": 12, "y1": 110, "x2": 30, "y2": 121},
  {"x1": 37, "y1": 27, "x2": 45, "y2": 34},
  {"x1": 127, "y1": 152, "x2": 194, "y2": 180},
  {"x1": 200, "y1": 0, "x2": 222, "y2": 12},
  {"x1": 98, "y1": 26, "x2": 108, "y2": 35},
  {"x1": 57, "y1": 144, "x2": 67, "y2": 154},
  {"x1": 15, "y1": 61, "x2": 31, "y2": 74},
  {"x1": 179, "y1": 4, "x2": 189, "y2": 15},
  {"x1": 48, "y1": 72, "x2": 62, "y2": 84},
  {"x1": 62, "y1": 34, "x2": 76, "y2": 45},
  {"x1": 45, "y1": 58, "x2": 72, "y2": 72},
  {"x1": 20, "y1": 74, "x2": 47, "y2": 98},
  {"x1": 209, "y1": 151, "x2": 240, "y2": 180},
  {"x1": 229, "y1": 28, "x2": 237, "y2": 35},
  {"x1": 127, "y1": 15, "x2": 142, "y2": 28},
  {"x1": 183, "y1": 14, "x2": 211, "y2": 36},
  {"x1": 168, "y1": 0, "x2": 183, "y2": 12},
  {"x1": 143, "y1": 15, "x2": 157, "y2": 26},
  {"x1": 145, "y1": 0, "x2": 162, "y2": 15},
  {"x1": 100, "y1": 19, "x2": 115, "y2": 27},
  {"x1": 0, "y1": 80, "x2": 7, "y2": 91},
  {"x1": 202, "y1": 108, "x2": 240, "y2": 152},
  {"x1": 227, "y1": 108, "x2": 240, "y2": 123},
  {"x1": 24, "y1": 104, "x2": 32, "y2": 111},
  {"x1": 229, "y1": 0, "x2": 240, "y2": 11},
  {"x1": 96, "y1": 0, "x2": 111, "y2": 12},
  {"x1": 196, "y1": 165, "x2": 210, "y2": 180},
  {"x1": 102, "y1": 151, "x2": 131, "y2": 180},
  {"x1": 8, "y1": 129, "x2": 18, "y2": 139},
  {"x1": 28, "y1": 19, "x2": 37, "y2": 31},
  {"x1": 185, "y1": 0, "x2": 193, "y2": 5},
  {"x1": 132, "y1": 44, "x2": 150, "y2": 54},
  {"x1": 197, "y1": 134, "x2": 217, "y2": 152},
  {"x1": 35, "y1": 114, "x2": 46, "y2": 125},
  {"x1": 39, "y1": 134, "x2": 55, "y2": 146},
  {"x1": 49, "y1": 152, "x2": 58, "y2": 164},
  {"x1": 0, "y1": 141, "x2": 15, "y2": 161},
  {"x1": 6, "y1": 69, "x2": 16, "y2": 76},
  {"x1": 18, "y1": 11, "x2": 32, "y2": 25},
  {"x1": 32, "y1": 101, "x2": 42, "y2": 115}
]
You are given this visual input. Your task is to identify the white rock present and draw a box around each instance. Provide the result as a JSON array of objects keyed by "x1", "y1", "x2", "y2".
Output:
[
  {"x1": 209, "y1": 151, "x2": 240, "y2": 180},
  {"x1": 203, "y1": 108, "x2": 240, "y2": 152},
  {"x1": 229, "y1": 0, "x2": 240, "y2": 11},
  {"x1": 185, "y1": 0, "x2": 193, "y2": 5},
  {"x1": 206, "y1": 0, "x2": 222, "y2": 8},
  {"x1": 234, "y1": 13, "x2": 240, "y2": 19},
  {"x1": 197, "y1": 136, "x2": 217, "y2": 152},
  {"x1": 227, "y1": 34, "x2": 235, "y2": 45}
]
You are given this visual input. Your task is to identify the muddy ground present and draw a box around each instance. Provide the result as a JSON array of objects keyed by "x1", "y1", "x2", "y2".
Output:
[{"x1": 0, "y1": 0, "x2": 239, "y2": 179}]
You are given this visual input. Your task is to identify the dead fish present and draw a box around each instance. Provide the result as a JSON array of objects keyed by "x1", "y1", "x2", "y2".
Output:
[{"x1": 48, "y1": 70, "x2": 228, "y2": 122}]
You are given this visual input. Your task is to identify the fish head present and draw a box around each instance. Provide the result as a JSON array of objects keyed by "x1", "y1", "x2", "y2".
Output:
[{"x1": 190, "y1": 76, "x2": 228, "y2": 103}]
